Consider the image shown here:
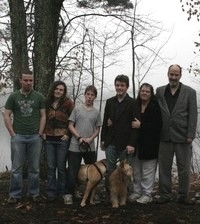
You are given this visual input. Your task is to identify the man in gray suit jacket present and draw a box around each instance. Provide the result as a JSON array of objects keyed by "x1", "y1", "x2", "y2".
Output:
[{"x1": 156, "y1": 64, "x2": 198, "y2": 204}]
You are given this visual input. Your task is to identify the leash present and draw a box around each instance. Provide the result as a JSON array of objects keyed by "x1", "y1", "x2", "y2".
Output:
[
  {"x1": 86, "y1": 160, "x2": 106, "y2": 181},
  {"x1": 116, "y1": 149, "x2": 128, "y2": 164},
  {"x1": 78, "y1": 141, "x2": 91, "y2": 154},
  {"x1": 92, "y1": 163, "x2": 103, "y2": 179}
]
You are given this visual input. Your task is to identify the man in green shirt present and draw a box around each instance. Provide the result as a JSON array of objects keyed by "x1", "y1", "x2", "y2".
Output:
[{"x1": 4, "y1": 70, "x2": 46, "y2": 204}]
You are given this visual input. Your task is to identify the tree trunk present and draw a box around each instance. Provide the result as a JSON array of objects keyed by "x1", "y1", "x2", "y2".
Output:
[
  {"x1": 131, "y1": 29, "x2": 136, "y2": 99},
  {"x1": 8, "y1": 0, "x2": 29, "y2": 90},
  {"x1": 33, "y1": 0, "x2": 63, "y2": 96}
]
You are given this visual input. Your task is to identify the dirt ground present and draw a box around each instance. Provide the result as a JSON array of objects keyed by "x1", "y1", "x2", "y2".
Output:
[{"x1": 1, "y1": 173, "x2": 200, "y2": 224}]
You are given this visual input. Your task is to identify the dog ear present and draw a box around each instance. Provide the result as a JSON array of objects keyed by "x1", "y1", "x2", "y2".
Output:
[
  {"x1": 120, "y1": 160, "x2": 125, "y2": 168},
  {"x1": 124, "y1": 159, "x2": 127, "y2": 164}
]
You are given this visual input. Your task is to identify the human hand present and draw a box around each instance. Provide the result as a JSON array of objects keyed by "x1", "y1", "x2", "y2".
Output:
[
  {"x1": 126, "y1": 145, "x2": 135, "y2": 154},
  {"x1": 131, "y1": 118, "x2": 140, "y2": 128},
  {"x1": 186, "y1": 138, "x2": 193, "y2": 144},
  {"x1": 101, "y1": 141, "x2": 105, "y2": 151},
  {"x1": 61, "y1": 135, "x2": 69, "y2": 141},
  {"x1": 107, "y1": 118, "x2": 112, "y2": 126}
]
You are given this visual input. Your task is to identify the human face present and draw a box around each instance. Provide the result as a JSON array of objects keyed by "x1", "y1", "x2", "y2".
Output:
[
  {"x1": 20, "y1": 73, "x2": 33, "y2": 93},
  {"x1": 139, "y1": 85, "x2": 151, "y2": 103},
  {"x1": 84, "y1": 90, "x2": 96, "y2": 106},
  {"x1": 168, "y1": 65, "x2": 182, "y2": 88},
  {"x1": 54, "y1": 84, "x2": 65, "y2": 99},
  {"x1": 115, "y1": 81, "x2": 128, "y2": 98}
]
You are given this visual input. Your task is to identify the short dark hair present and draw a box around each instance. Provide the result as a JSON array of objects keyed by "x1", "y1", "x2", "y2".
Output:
[
  {"x1": 114, "y1": 74, "x2": 129, "y2": 87},
  {"x1": 20, "y1": 70, "x2": 33, "y2": 78},
  {"x1": 84, "y1": 85, "x2": 97, "y2": 97},
  {"x1": 137, "y1": 83, "x2": 156, "y2": 103},
  {"x1": 168, "y1": 64, "x2": 182, "y2": 75}
]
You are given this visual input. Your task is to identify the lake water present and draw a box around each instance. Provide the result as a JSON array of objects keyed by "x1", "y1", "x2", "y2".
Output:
[{"x1": 0, "y1": 112, "x2": 11, "y2": 172}]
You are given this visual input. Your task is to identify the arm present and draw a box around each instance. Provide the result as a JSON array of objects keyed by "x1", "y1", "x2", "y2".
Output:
[
  {"x1": 68, "y1": 120, "x2": 80, "y2": 139},
  {"x1": 39, "y1": 108, "x2": 46, "y2": 136},
  {"x1": 128, "y1": 99, "x2": 140, "y2": 148},
  {"x1": 187, "y1": 89, "x2": 198, "y2": 143},
  {"x1": 140, "y1": 101, "x2": 162, "y2": 132},
  {"x1": 131, "y1": 118, "x2": 141, "y2": 129},
  {"x1": 3, "y1": 109, "x2": 15, "y2": 137},
  {"x1": 100, "y1": 100, "x2": 110, "y2": 145},
  {"x1": 85, "y1": 126, "x2": 100, "y2": 144}
]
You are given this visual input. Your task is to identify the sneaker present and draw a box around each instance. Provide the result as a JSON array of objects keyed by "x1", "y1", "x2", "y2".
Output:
[
  {"x1": 63, "y1": 194, "x2": 73, "y2": 205},
  {"x1": 32, "y1": 195, "x2": 41, "y2": 203},
  {"x1": 129, "y1": 193, "x2": 141, "y2": 202},
  {"x1": 7, "y1": 197, "x2": 20, "y2": 204},
  {"x1": 136, "y1": 195, "x2": 152, "y2": 204}
]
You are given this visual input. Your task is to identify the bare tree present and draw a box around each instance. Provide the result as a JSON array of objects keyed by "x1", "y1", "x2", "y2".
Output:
[
  {"x1": 118, "y1": 0, "x2": 170, "y2": 97},
  {"x1": 8, "y1": 0, "x2": 29, "y2": 90},
  {"x1": 1, "y1": 0, "x2": 168, "y2": 99},
  {"x1": 180, "y1": 0, "x2": 200, "y2": 77}
]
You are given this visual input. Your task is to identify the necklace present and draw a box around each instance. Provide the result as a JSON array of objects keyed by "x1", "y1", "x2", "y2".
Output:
[
  {"x1": 52, "y1": 101, "x2": 59, "y2": 109},
  {"x1": 20, "y1": 89, "x2": 32, "y2": 97}
]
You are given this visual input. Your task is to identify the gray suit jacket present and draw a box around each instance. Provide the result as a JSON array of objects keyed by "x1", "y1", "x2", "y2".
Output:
[{"x1": 156, "y1": 83, "x2": 198, "y2": 143}]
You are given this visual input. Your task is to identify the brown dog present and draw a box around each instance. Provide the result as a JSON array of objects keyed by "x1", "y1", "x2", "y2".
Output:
[
  {"x1": 77, "y1": 159, "x2": 106, "y2": 207},
  {"x1": 109, "y1": 160, "x2": 133, "y2": 208}
]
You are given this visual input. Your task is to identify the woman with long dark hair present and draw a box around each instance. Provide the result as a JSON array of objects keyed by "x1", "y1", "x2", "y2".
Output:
[{"x1": 44, "y1": 81, "x2": 74, "y2": 202}]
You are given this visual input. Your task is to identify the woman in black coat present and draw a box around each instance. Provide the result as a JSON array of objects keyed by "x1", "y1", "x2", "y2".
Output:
[{"x1": 129, "y1": 83, "x2": 162, "y2": 204}]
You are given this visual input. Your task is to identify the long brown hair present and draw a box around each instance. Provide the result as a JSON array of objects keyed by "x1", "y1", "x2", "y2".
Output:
[{"x1": 46, "y1": 81, "x2": 67, "y2": 107}]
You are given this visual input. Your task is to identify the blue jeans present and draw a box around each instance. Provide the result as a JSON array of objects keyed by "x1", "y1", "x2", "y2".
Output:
[
  {"x1": 10, "y1": 134, "x2": 42, "y2": 198},
  {"x1": 105, "y1": 144, "x2": 133, "y2": 191},
  {"x1": 45, "y1": 140, "x2": 69, "y2": 197}
]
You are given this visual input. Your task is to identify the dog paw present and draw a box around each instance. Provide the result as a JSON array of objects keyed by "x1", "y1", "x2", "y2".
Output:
[
  {"x1": 80, "y1": 202, "x2": 86, "y2": 207},
  {"x1": 112, "y1": 204, "x2": 119, "y2": 208}
]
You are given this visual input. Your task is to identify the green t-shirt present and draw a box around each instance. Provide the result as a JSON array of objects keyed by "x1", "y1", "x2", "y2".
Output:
[{"x1": 5, "y1": 90, "x2": 45, "y2": 135}]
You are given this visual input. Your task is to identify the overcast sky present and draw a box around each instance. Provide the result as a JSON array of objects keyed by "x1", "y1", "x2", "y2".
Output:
[{"x1": 105, "y1": 0, "x2": 199, "y2": 93}]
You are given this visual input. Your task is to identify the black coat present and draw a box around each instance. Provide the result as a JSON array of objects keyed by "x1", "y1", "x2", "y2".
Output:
[
  {"x1": 101, "y1": 94, "x2": 140, "y2": 151},
  {"x1": 137, "y1": 99, "x2": 162, "y2": 160}
]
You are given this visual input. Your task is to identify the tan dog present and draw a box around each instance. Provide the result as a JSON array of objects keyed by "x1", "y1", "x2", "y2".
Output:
[
  {"x1": 77, "y1": 159, "x2": 106, "y2": 207},
  {"x1": 109, "y1": 160, "x2": 133, "y2": 208}
]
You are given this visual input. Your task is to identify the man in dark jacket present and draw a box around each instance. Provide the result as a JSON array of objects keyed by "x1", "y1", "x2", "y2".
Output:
[{"x1": 101, "y1": 74, "x2": 140, "y2": 201}]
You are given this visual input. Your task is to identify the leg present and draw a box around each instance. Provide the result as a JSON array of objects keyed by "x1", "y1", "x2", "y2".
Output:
[
  {"x1": 105, "y1": 145, "x2": 118, "y2": 193},
  {"x1": 67, "y1": 151, "x2": 82, "y2": 195},
  {"x1": 89, "y1": 186, "x2": 96, "y2": 205},
  {"x1": 110, "y1": 191, "x2": 119, "y2": 208},
  {"x1": 80, "y1": 180, "x2": 96, "y2": 207},
  {"x1": 44, "y1": 140, "x2": 57, "y2": 198},
  {"x1": 175, "y1": 143, "x2": 192, "y2": 198},
  {"x1": 27, "y1": 134, "x2": 41, "y2": 197},
  {"x1": 9, "y1": 134, "x2": 26, "y2": 198},
  {"x1": 158, "y1": 141, "x2": 174, "y2": 198},
  {"x1": 132, "y1": 154, "x2": 142, "y2": 195},
  {"x1": 57, "y1": 141, "x2": 68, "y2": 196},
  {"x1": 119, "y1": 185, "x2": 127, "y2": 206},
  {"x1": 141, "y1": 159, "x2": 157, "y2": 196}
]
